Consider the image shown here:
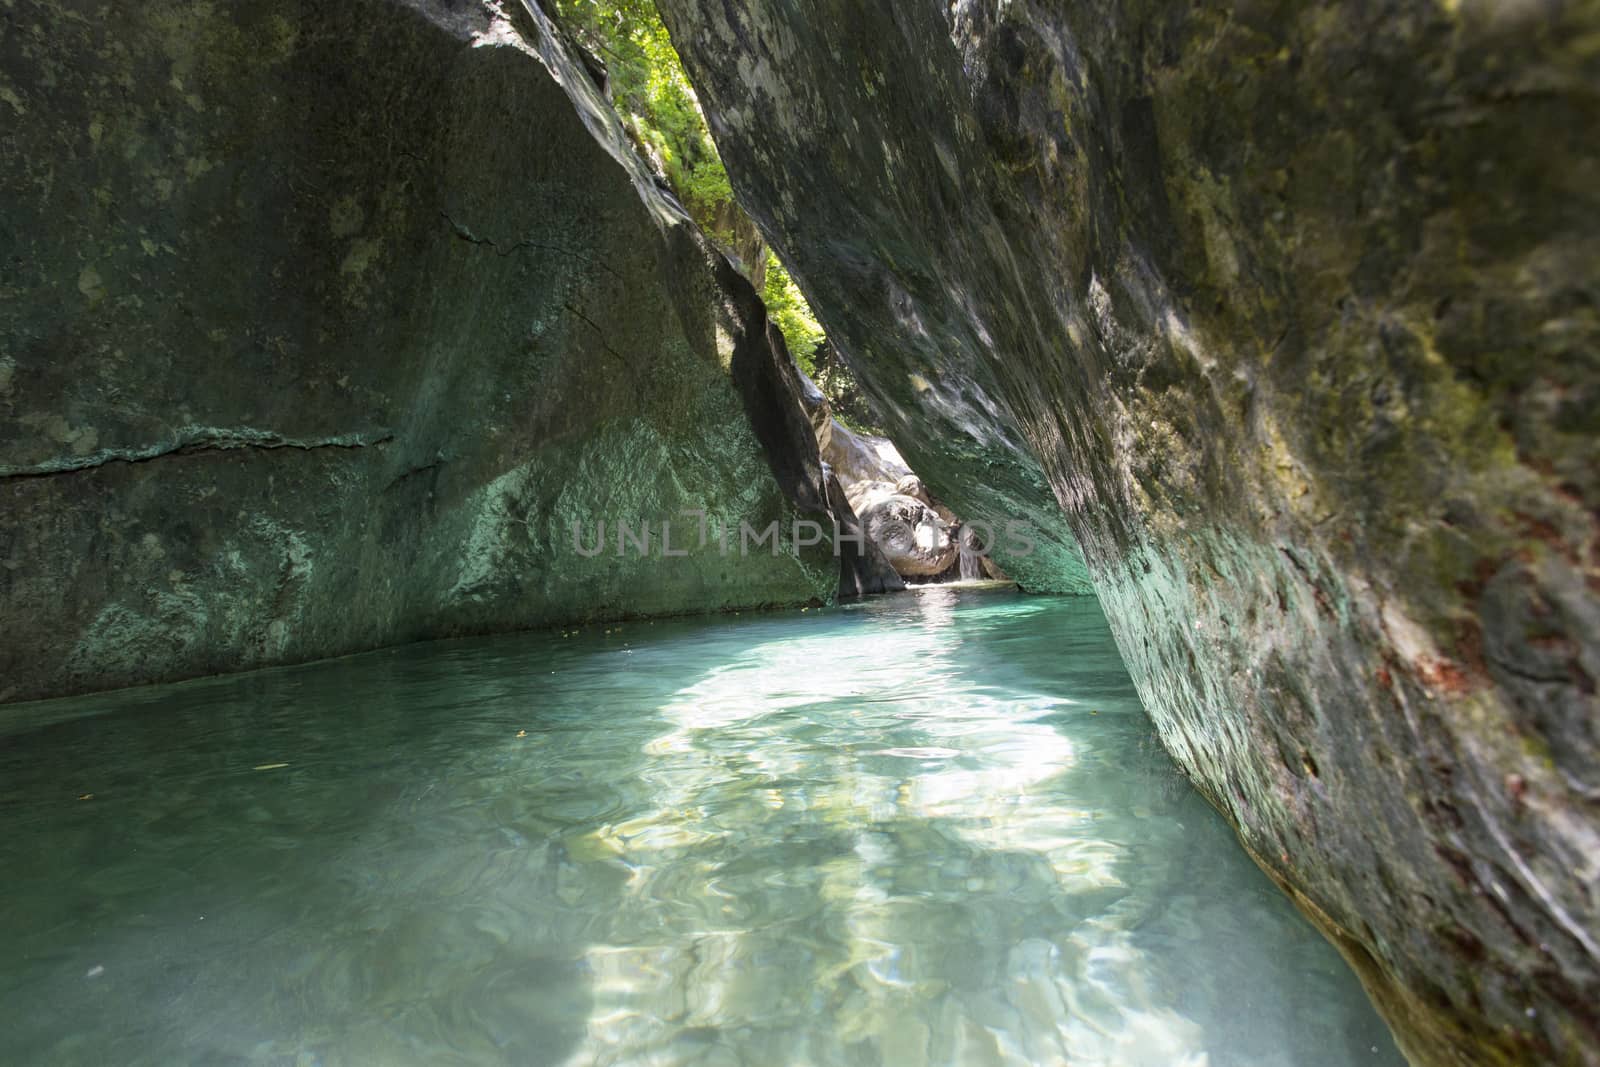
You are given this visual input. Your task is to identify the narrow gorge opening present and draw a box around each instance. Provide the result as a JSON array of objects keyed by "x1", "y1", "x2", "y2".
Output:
[
  {"x1": 1, "y1": 1, "x2": 1593, "y2": 1065},
  {"x1": 550, "y1": 0, "x2": 988, "y2": 590}
]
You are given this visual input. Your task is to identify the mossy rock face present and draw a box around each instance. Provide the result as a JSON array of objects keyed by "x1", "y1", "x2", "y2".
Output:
[
  {"x1": 654, "y1": 0, "x2": 1600, "y2": 1060},
  {"x1": 0, "y1": 0, "x2": 843, "y2": 703}
]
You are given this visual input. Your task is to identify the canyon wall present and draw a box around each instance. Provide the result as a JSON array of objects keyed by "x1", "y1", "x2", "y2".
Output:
[
  {"x1": 653, "y1": 0, "x2": 1600, "y2": 1061},
  {"x1": 0, "y1": 0, "x2": 859, "y2": 704}
]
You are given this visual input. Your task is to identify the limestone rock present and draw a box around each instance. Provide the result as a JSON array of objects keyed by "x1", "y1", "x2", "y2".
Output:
[
  {"x1": 655, "y1": 0, "x2": 1600, "y2": 1060},
  {"x1": 0, "y1": 0, "x2": 846, "y2": 703},
  {"x1": 858, "y1": 494, "x2": 959, "y2": 579},
  {"x1": 800, "y1": 365, "x2": 944, "y2": 581}
]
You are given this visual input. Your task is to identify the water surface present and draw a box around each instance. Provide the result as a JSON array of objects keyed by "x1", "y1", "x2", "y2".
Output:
[{"x1": 1, "y1": 587, "x2": 1402, "y2": 1066}]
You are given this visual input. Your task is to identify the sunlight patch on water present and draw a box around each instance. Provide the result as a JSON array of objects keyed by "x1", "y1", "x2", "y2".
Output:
[{"x1": 554, "y1": 594, "x2": 1234, "y2": 1066}]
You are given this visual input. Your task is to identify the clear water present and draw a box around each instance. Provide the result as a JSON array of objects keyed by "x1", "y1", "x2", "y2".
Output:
[{"x1": 0, "y1": 586, "x2": 1402, "y2": 1067}]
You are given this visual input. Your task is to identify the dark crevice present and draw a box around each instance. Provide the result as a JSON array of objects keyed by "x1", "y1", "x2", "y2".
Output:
[
  {"x1": 560, "y1": 301, "x2": 646, "y2": 406},
  {"x1": 1, "y1": 430, "x2": 395, "y2": 482},
  {"x1": 1485, "y1": 650, "x2": 1572, "y2": 687},
  {"x1": 384, "y1": 457, "x2": 446, "y2": 493}
]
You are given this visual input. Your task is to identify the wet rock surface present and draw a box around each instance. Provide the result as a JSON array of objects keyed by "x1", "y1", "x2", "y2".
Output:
[
  {"x1": 654, "y1": 0, "x2": 1600, "y2": 1061},
  {"x1": 0, "y1": 0, "x2": 849, "y2": 703}
]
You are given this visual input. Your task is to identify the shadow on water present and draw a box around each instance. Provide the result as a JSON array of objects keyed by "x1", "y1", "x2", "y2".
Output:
[
  {"x1": 0, "y1": 587, "x2": 1403, "y2": 1066},
  {"x1": 0, "y1": 642, "x2": 619, "y2": 1065}
]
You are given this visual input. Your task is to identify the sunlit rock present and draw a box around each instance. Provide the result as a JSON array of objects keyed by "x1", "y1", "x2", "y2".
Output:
[{"x1": 858, "y1": 494, "x2": 959, "y2": 579}]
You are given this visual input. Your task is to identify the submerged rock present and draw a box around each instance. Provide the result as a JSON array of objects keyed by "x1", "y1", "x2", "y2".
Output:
[
  {"x1": 655, "y1": 0, "x2": 1600, "y2": 1061},
  {"x1": 0, "y1": 0, "x2": 865, "y2": 702}
]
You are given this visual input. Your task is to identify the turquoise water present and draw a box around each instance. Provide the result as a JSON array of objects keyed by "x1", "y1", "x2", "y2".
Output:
[{"x1": 1, "y1": 586, "x2": 1401, "y2": 1066}]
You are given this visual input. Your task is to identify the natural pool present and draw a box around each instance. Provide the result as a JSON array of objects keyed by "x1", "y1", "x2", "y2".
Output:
[{"x1": 1, "y1": 586, "x2": 1402, "y2": 1066}]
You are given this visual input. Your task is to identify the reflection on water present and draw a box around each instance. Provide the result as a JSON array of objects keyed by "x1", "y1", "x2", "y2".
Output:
[{"x1": 0, "y1": 587, "x2": 1401, "y2": 1066}]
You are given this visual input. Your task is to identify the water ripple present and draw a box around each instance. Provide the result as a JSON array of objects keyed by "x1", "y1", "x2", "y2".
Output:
[{"x1": 0, "y1": 588, "x2": 1401, "y2": 1066}]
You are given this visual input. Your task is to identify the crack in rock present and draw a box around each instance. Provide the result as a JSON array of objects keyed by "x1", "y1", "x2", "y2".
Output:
[
  {"x1": 441, "y1": 210, "x2": 623, "y2": 281},
  {"x1": 1, "y1": 426, "x2": 395, "y2": 481},
  {"x1": 561, "y1": 301, "x2": 646, "y2": 406}
]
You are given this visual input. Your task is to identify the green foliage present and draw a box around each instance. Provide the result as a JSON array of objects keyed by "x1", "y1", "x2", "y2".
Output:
[
  {"x1": 553, "y1": 0, "x2": 732, "y2": 236},
  {"x1": 760, "y1": 249, "x2": 826, "y2": 374},
  {"x1": 763, "y1": 252, "x2": 886, "y2": 436},
  {"x1": 554, "y1": 0, "x2": 881, "y2": 435}
]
